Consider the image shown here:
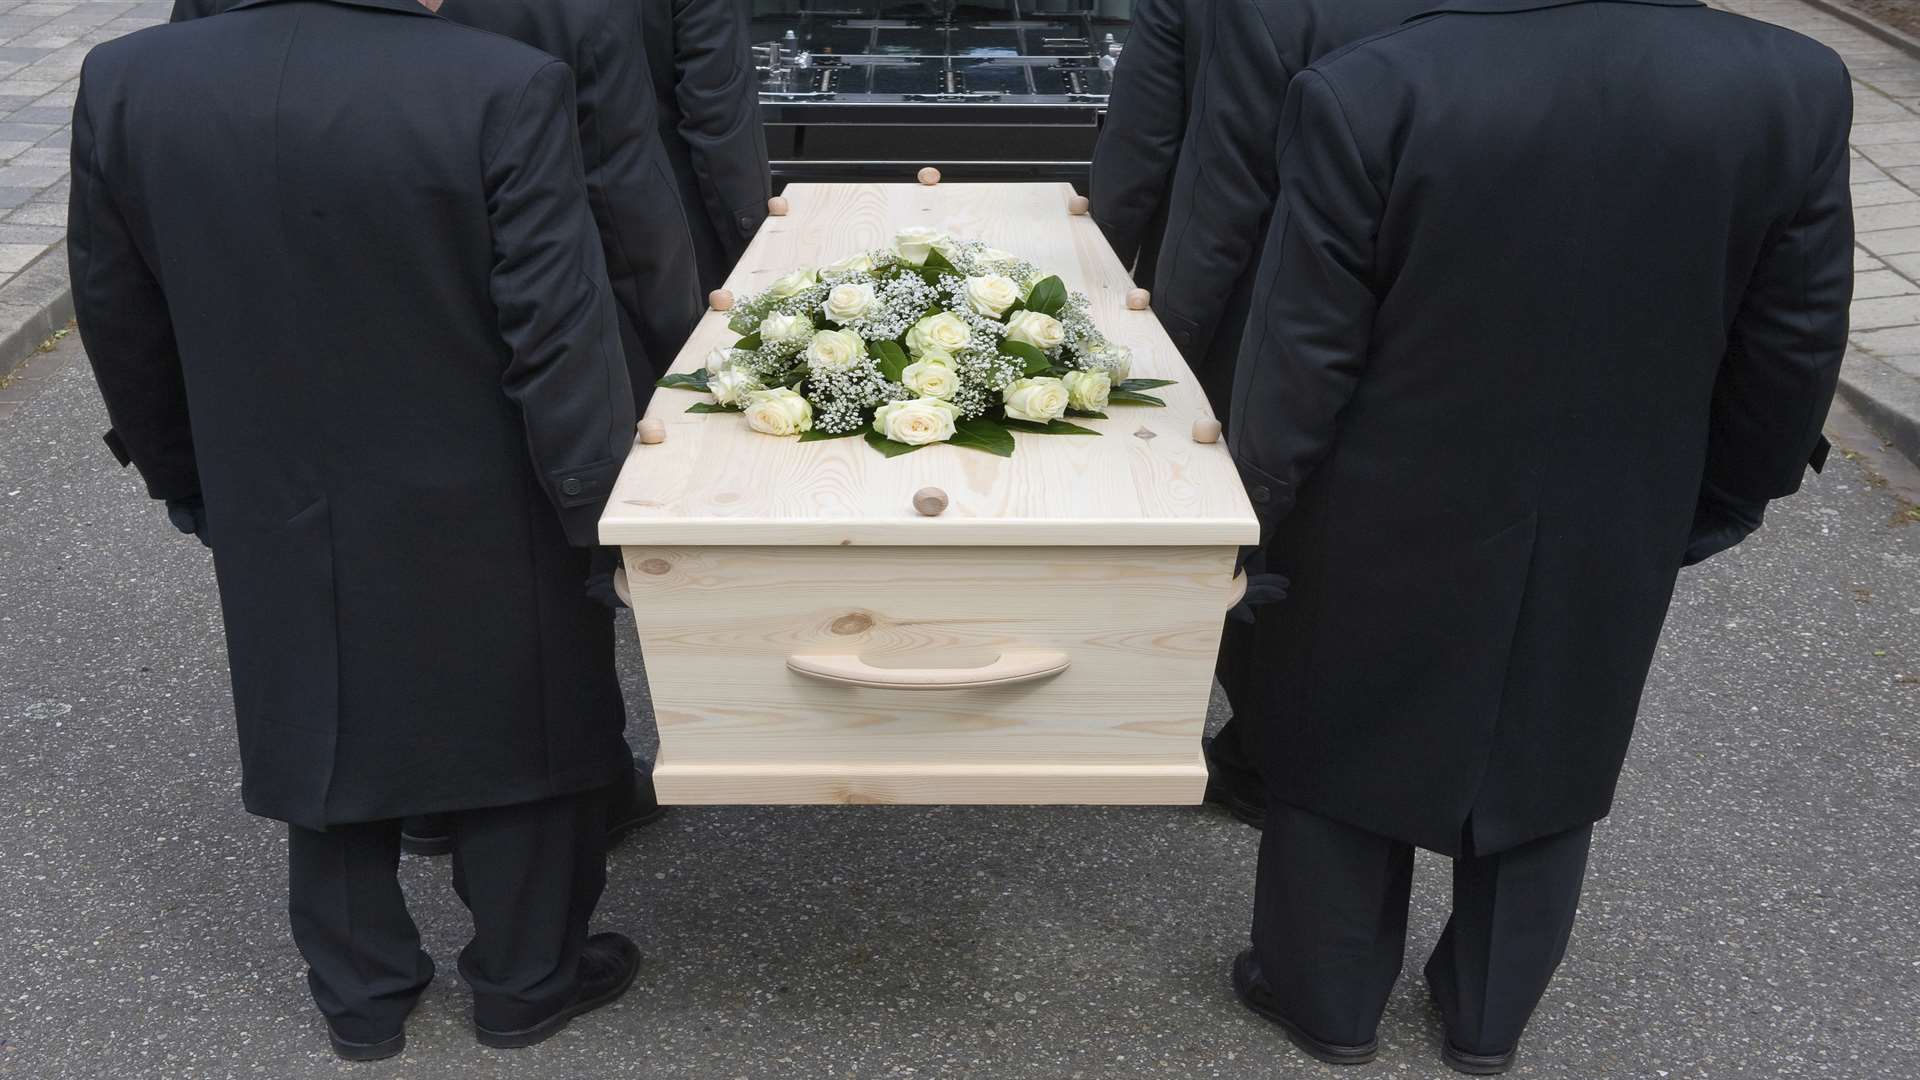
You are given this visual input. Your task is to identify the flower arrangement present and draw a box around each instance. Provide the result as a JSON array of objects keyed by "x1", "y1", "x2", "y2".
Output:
[{"x1": 656, "y1": 228, "x2": 1173, "y2": 457}]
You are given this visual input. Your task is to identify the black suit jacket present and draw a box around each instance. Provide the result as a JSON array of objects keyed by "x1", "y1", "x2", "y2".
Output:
[
  {"x1": 1087, "y1": 0, "x2": 1202, "y2": 291},
  {"x1": 74, "y1": 0, "x2": 636, "y2": 829},
  {"x1": 641, "y1": 0, "x2": 771, "y2": 293},
  {"x1": 1152, "y1": 0, "x2": 1435, "y2": 413},
  {"x1": 172, "y1": 0, "x2": 703, "y2": 392},
  {"x1": 1231, "y1": 0, "x2": 1851, "y2": 856}
]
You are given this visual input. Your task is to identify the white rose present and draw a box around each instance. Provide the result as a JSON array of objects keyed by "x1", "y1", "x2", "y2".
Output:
[
  {"x1": 804, "y1": 328, "x2": 868, "y2": 373},
  {"x1": 1004, "y1": 310, "x2": 1066, "y2": 352},
  {"x1": 963, "y1": 274, "x2": 1021, "y2": 318},
  {"x1": 821, "y1": 282, "x2": 878, "y2": 324},
  {"x1": 743, "y1": 387, "x2": 813, "y2": 436},
  {"x1": 759, "y1": 311, "x2": 813, "y2": 343},
  {"x1": 932, "y1": 234, "x2": 964, "y2": 263},
  {"x1": 705, "y1": 346, "x2": 735, "y2": 374},
  {"x1": 901, "y1": 355, "x2": 960, "y2": 400},
  {"x1": 975, "y1": 246, "x2": 1019, "y2": 268},
  {"x1": 874, "y1": 398, "x2": 960, "y2": 445},
  {"x1": 1062, "y1": 368, "x2": 1111, "y2": 413},
  {"x1": 894, "y1": 226, "x2": 946, "y2": 266},
  {"x1": 1082, "y1": 340, "x2": 1132, "y2": 382},
  {"x1": 823, "y1": 251, "x2": 875, "y2": 274},
  {"x1": 709, "y1": 368, "x2": 759, "y2": 406},
  {"x1": 767, "y1": 267, "x2": 818, "y2": 298},
  {"x1": 1002, "y1": 377, "x2": 1070, "y2": 424},
  {"x1": 904, "y1": 311, "x2": 972, "y2": 357}
]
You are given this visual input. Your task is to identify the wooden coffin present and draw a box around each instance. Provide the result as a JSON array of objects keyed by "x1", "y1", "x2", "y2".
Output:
[{"x1": 600, "y1": 181, "x2": 1259, "y2": 805}]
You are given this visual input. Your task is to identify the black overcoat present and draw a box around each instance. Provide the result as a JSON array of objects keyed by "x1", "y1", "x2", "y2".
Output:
[
  {"x1": 640, "y1": 0, "x2": 771, "y2": 294},
  {"x1": 1151, "y1": 0, "x2": 1436, "y2": 415},
  {"x1": 1230, "y1": 0, "x2": 1851, "y2": 856},
  {"x1": 72, "y1": 0, "x2": 638, "y2": 830},
  {"x1": 1087, "y1": 0, "x2": 1203, "y2": 290},
  {"x1": 170, "y1": 0, "x2": 703, "y2": 393}
]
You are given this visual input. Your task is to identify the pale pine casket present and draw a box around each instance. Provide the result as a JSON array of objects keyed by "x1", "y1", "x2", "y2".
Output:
[{"x1": 599, "y1": 182, "x2": 1259, "y2": 805}]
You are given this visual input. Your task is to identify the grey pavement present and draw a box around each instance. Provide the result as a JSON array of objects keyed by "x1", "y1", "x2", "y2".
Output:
[{"x1": 3, "y1": 336, "x2": 1918, "y2": 1078}]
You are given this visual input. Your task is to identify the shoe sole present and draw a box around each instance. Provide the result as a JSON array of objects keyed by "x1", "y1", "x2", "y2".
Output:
[
  {"x1": 399, "y1": 833, "x2": 453, "y2": 858},
  {"x1": 606, "y1": 803, "x2": 670, "y2": 849},
  {"x1": 1202, "y1": 779, "x2": 1267, "y2": 830},
  {"x1": 1231, "y1": 953, "x2": 1377, "y2": 1066},
  {"x1": 1442, "y1": 1042, "x2": 1517, "y2": 1076},
  {"x1": 329, "y1": 1030, "x2": 405, "y2": 1062},
  {"x1": 474, "y1": 952, "x2": 641, "y2": 1050}
]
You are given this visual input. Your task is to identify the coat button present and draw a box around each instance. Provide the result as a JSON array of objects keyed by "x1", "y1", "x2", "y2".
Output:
[
  {"x1": 562, "y1": 478, "x2": 583, "y2": 496},
  {"x1": 1249, "y1": 484, "x2": 1272, "y2": 504}
]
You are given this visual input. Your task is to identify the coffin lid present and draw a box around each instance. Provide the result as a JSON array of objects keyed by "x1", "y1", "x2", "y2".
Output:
[{"x1": 599, "y1": 183, "x2": 1259, "y2": 548}]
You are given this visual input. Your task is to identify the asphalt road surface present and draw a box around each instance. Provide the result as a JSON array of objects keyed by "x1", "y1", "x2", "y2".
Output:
[{"x1": 2, "y1": 333, "x2": 1916, "y2": 1079}]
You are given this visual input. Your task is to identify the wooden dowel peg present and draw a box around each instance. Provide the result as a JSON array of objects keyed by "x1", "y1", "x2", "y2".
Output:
[
  {"x1": 1067, "y1": 194, "x2": 1089, "y2": 215},
  {"x1": 1192, "y1": 418, "x2": 1222, "y2": 444},
  {"x1": 917, "y1": 166, "x2": 942, "y2": 186},
  {"x1": 1126, "y1": 288, "x2": 1150, "y2": 311},
  {"x1": 767, "y1": 195, "x2": 790, "y2": 217},
  {"x1": 913, "y1": 487, "x2": 949, "y2": 517},
  {"x1": 637, "y1": 418, "x2": 667, "y2": 444},
  {"x1": 708, "y1": 288, "x2": 734, "y2": 311}
]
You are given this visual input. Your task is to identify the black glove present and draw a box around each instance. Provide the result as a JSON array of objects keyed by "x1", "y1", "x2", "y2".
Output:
[
  {"x1": 585, "y1": 547, "x2": 626, "y2": 610},
  {"x1": 1682, "y1": 487, "x2": 1767, "y2": 567},
  {"x1": 1227, "y1": 572, "x2": 1290, "y2": 625},
  {"x1": 164, "y1": 495, "x2": 212, "y2": 550}
]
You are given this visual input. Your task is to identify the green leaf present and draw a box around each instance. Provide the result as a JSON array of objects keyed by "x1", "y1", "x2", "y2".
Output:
[
  {"x1": 1003, "y1": 418, "x2": 1101, "y2": 435},
  {"x1": 727, "y1": 313, "x2": 758, "y2": 335},
  {"x1": 863, "y1": 429, "x2": 930, "y2": 458},
  {"x1": 948, "y1": 417, "x2": 1017, "y2": 457},
  {"x1": 1117, "y1": 378, "x2": 1176, "y2": 391},
  {"x1": 685, "y1": 401, "x2": 737, "y2": 414},
  {"x1": 1067, "y1": 409, "x2": 1109, "y2": 420},
  {"x1": 873, "y1": 339, "x2": 911, "y2": 383},
  {"x1": 999, "y1": 340, "x2": 1052, "y2": 377},
  {"x1": 1025, "y1": 275, "x2": 1067, "y2": 317},
  {"x1": 924, "y1": 248, "x2": 961, "y2": 275},
  {"x1": 655, "y1": 369, "x2": 711, "y2": 391},
  {"x1": 733, "y1": 331, "x2": 763, "y2": 350},
  {"x1": 1107, "y1": 389, "x2": 1167, "y2": 407},
  {"x1": 799, "y1": 426, "x2": 866, "y2": 442}
]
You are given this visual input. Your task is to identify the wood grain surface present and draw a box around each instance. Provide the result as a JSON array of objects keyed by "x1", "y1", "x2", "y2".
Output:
[
  {"x1": 599, "y1": 182, "x2": 1260, "y2": 548},
  {"x1": 627, "y1": 544, "x2": 1235, "y2": 805}
]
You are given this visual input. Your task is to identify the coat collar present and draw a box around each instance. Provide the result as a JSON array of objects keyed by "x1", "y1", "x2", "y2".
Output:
[
  {"x1": 1408, "y1": 0, "x2": 1704, "y2": 19},
  {"x1": 226, "y1": 0, "x2": 438, "y2": 17}
]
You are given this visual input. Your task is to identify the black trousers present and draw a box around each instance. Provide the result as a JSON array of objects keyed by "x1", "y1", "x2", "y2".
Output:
[
  {"x1": 287, "y1": 789, "x2": 607, "y2": 1040},
  {"x1": 1251, "y1": 802, "x2": 1592, "y2": 1054}
]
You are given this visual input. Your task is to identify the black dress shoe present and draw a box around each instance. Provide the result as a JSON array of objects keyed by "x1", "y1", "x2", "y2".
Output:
[
  {"x1": 400, "y1": 813, "x2": 454, "y2": 858},
  {"x1": 606, "y1": 769, "x2": 667, "y2": 847},
  {"x1": 402, "y1": 768, "x2": 667, "y2": 858},
  {"x1": 1441, "y1": 1041, "x2": 1518, "y2": 1076},
  {"x1": 475, "y1": 933, "x2": 641, "y2": 1050},
  {"x1": 1231, "y1": 949, "x2": 1378, "y2": 1066},
  {"x1": 325, "y1": 992, "x2": 423, "y2": 1062},
  {"x1": 1202, "y1": 737, "x2": 1266, "y2": 830}
]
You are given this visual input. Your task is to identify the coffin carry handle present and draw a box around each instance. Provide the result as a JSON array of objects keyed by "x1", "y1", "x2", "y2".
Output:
[{"x1": 787, "y1": 651, "x2": 1071, "y2": 692}]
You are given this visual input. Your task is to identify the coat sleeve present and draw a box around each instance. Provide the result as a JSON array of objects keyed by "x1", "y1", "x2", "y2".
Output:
[
  {"x1": 485, "y1": 61, "x2": 637, "y2": 547},
  {"x1": 1087, "y1": 0, "x2": 1185, "y2": 275},
  {"x1": 1227, "y1": 69, "x2": 1380, "y2": 542},
  {"x1": 583, "y1": 9, "x2": 703, "y2": 385},
  {"x1": 670, "y1": 0, "x2": 771, "y2": 269},
  {"x1": 69, "y1": 70, "x2": 201, "y2": 503},
  {"x1": 1704, "y1": 72, "x2": 1852, "y2": 505},
  {"x1": 1154, "y1": 0, "x2": 1282, "y2": 363}
]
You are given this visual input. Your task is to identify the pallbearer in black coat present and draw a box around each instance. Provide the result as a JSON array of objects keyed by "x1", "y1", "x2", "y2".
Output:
[
  {"x1": 1087, "y1": 0, "x2": 1202, "y2": 291},
  {"x1": 641, "y1": 0, "x2": 773, "y2": 293},
  {"x1": 1227, "y1": 0, "x2": 1850, "y2": 1071},
  {"x1": 1139, "y1": 0, "x2": 1440, "y2": 831},
  {"x1": 73, "y1": 0, "x2": 645, "y2": 1058}
]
